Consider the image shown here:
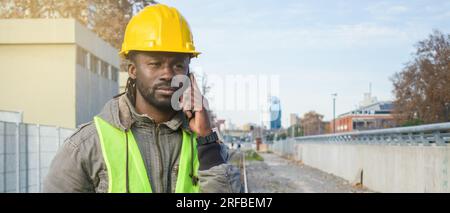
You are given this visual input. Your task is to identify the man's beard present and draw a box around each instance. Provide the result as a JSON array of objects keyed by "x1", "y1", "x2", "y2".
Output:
[{"x1": 136, "y1": 78, "x2": 174, "y2": 112}]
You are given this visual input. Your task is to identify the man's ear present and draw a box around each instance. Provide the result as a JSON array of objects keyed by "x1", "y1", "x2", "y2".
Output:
[{"x1": 128, "y1": 62, "x2": 137, "y2": 80}]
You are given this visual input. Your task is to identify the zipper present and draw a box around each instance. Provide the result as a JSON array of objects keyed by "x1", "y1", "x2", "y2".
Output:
[{"x1": 155, "y1": 124, "x2": 166, "y2": 192}]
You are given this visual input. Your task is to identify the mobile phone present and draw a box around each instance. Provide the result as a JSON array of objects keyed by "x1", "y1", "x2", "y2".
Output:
[{"x1": 183, "y1": 68, "x2": 194, "y2": 119}]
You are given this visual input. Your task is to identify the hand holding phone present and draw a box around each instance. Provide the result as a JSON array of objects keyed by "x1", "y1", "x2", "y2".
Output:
[{"x1": 180, "y1": 72, "x2": 212, "y2": 137}]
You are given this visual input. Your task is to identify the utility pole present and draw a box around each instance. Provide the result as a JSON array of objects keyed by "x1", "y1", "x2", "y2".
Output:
[
  {"x1": 445, "y1": 103, "x2": 449, "y2": 122},
  {"x1": 331, "y1": 93, "x2": 337, "y2": 133}
]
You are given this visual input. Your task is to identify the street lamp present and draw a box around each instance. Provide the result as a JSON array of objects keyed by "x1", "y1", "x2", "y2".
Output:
[{"x1": 331, "y1": 93, "x2": 338, "y2": 133}]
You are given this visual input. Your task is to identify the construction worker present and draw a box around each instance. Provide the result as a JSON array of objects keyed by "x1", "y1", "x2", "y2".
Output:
[{"x1": 44, "y1": 4, "x2": 241, "y2": 193}]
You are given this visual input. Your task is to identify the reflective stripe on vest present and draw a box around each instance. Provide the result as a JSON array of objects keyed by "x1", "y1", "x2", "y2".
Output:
[{"x1": 93, "y1": 116, "x2": 200, "y2": 193}]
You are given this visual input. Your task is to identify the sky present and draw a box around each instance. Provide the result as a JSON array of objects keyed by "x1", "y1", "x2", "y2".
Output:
[{"x1": 157, "y1": 0, "x2": 450, "y2": 128}]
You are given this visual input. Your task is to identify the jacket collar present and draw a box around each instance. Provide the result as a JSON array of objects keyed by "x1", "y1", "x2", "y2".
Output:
[{"x1": 97, "y1": 93, "x2": 189, "y2": 132}]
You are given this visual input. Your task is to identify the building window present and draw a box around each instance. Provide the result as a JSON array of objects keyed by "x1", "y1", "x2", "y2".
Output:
[
  {"x1": 100, "y1": 60, "x2": 108, "y2": 78},
  {"x1": 111, "y1": 66, "x2": 119, "y2": 82},
  {"x1": 90, "y1": 54, "x2": 99, "y2": 74},
  {"x1": 76, "y1": 46, "x2": 88, "y2": 68}
]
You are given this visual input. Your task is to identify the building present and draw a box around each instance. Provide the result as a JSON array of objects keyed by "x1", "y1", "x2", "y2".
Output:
[
  {"x1": 269, "y1": 96, "x2": 282, "y2": 130},
  {"x1": 0, "y1": 19, "x2": 120, "y2": 128},
  {"x1": 290, "y1": 113, "x2": 301, "y2": 126},
  {"x1": 241, "y1": 123, "x2": 252, "y2": 131},
  {"x1": 331, "y1": 101, "x2": 395, "y2": 133}
]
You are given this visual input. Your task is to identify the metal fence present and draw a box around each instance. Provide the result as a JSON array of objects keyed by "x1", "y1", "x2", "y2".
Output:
[{"x1": 0, "y1": 121, "x2": 74, "y2": 193}]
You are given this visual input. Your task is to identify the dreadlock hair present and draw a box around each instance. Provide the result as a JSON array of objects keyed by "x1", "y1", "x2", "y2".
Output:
[
  {"x1": 125, "y1": 76, "x2": 137, "y2": 106},
  {"x1": 125, "y1": 51, "x2": 138, "y2": 105},
  {"x1": 114, "y1": 51, "x2": 138, "y2": 105}
]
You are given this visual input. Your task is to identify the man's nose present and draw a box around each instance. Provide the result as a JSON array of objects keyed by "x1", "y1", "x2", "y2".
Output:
[{"x1": 159, "y1": 64, "x2": 175, "y2": 81}]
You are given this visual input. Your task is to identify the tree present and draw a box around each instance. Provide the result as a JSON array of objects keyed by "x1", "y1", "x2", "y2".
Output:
[
  {"x1": 391, "y1": 30, "x2": 450, "y2": 125},
  {"x1": 300, "y1": 111, "x2": 325, "y2": 136},
  {"x1": 0, "y1": 1, "x2": 90, "y2": 24}
]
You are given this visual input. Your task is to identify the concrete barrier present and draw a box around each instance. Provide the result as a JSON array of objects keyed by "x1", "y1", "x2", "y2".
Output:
[
  {"x1": 270, "y1": 122, "x2": 450, "y2": 192},
  {"x1": 289, "y1": 143, "x2": 450, "y2": 192}
]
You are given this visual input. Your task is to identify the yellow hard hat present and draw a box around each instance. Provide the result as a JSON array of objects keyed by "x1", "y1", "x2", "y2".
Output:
[{"x1": 119, "y1": 4, "x2": 200, "y2": 58}]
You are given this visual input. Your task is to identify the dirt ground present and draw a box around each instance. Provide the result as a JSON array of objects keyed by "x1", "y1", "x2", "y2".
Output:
[{"x1": 241, "y1": 152, "x2": 373, "y2": 193}]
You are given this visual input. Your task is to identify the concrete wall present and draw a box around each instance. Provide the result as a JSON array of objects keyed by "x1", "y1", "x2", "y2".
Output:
[
  {"x1": 0, "y1": 121, "x2": 74, "y2": 193},
  {"x1": 271, "y1": 140, "x2": 450, "y2": 192},
  {"x1": 0, "y1": 44, "x2": 76, "y2": 128},
  {"x1": 0, "y1": 19, "x2": 75, "y2": 44}
]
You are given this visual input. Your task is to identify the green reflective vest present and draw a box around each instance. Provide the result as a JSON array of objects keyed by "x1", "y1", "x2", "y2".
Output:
[{"x1": 93, "y1": 116, "x2": 200, "y2": 193}]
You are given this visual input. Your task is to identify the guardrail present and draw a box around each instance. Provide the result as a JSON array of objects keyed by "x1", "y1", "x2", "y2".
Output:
[{"x1": 291, "y1": 122, "x2": 450, "y2": 146}]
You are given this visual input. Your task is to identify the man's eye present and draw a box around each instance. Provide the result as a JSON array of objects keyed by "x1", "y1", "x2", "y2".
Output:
[
  {"x1": 175, "y1": 64, "x2": 185, "y2": 69},
  {"x1": 148, "y1": 62, "x2": 161, "y2": 67}
]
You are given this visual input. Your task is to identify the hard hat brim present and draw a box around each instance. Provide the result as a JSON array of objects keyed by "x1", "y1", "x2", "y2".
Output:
[{"x1": 119, "y1": 49, "x2": 201, "y2": 59}]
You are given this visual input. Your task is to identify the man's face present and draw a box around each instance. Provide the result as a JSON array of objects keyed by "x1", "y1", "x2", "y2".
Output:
[{"x1": 128, "y1": 51, "x2": 190, "y2": 111}]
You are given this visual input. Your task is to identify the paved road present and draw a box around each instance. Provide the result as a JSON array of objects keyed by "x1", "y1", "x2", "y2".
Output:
[{"x1": 245, "y1": 152, "x2": 372, "y2": 193}]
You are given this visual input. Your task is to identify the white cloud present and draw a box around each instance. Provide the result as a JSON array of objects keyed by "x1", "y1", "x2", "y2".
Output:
[
  {"x1": 195, "y1": 22, "x2": 420, "y2": 54},
  {"x1": 366, "y1": 1, "x2": 409, "y2": 21}
]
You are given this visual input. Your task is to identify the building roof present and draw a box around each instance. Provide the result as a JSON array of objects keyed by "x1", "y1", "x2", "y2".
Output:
[{"x1": 338, "y1": 101, "x2": 394, "y2": 118}]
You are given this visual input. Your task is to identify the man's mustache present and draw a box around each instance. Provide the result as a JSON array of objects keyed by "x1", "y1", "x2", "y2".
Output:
[
  {"x1": 154, "y1": 81, "x2": 180, "y2": 90},
  {"x1": 155, "y1": 79, "x2": 189, "y2": 91}
]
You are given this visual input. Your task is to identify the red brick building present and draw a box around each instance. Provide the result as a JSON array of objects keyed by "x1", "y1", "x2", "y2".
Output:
[{"x1": 330, "y1": 101, "x2": 395, "y2": 133}]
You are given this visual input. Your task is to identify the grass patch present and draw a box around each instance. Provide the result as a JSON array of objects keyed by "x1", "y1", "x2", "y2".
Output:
[{"x1": 245, "y1": 150, "x2": 264, "y2": 161}]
